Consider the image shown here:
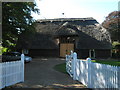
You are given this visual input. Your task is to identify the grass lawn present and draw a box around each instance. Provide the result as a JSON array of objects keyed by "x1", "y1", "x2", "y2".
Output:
[
  {"x1": 92, "y1": 60, "x2": 120, "y2": 66},
  {"x1": 53, "y1": 63, "x2": 67, "y2": 74}
]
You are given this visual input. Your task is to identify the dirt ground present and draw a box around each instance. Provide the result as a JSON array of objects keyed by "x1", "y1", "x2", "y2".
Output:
[{"x1": 7, "y1": 58, "x2": 86, "y2": 88}]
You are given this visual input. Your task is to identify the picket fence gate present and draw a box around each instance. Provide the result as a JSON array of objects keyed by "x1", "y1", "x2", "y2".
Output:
[
  {"x1": 66, "y1": 51, "x2": 120, "y2": 88},
  {"x1": 0, "y1": 54, "x2": 24, "y2": 89}
]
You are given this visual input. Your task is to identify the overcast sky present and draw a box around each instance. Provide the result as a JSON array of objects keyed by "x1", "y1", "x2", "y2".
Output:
[{"x1": 32, "y1": 0, "x2": 119, "y2": 24}]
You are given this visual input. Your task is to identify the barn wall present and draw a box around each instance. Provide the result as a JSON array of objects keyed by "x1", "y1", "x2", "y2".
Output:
[
  {"x1": 29, "y1": 49, "x2": 59, "y2": 57},
  {"x1": 17, "y1": 49, "x2": 111, "y2": 59},
  {"x1": 75, "y1": 49, "x2": 111, "y2": 59},
  {"x1": 95, "y1": 49, "x2": 111, "y2": 59},
  {"x1": 75, "y1": 49, "x2": 89, "y2": 59}
]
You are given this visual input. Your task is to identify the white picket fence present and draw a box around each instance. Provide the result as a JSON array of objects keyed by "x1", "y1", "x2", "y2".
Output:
[
  {"x1": 0, "y1": 54, "x2": 24, "y2": 89},
  {"x1": 66, "y1": 51, "x2": 120, "y2": 88}
]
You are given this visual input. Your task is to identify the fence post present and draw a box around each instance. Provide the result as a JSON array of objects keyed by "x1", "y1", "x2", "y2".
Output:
[
  {"x1": 21, "y1": 54, "x2": 24, "y2": 82},
  {"x1": 73, "y1": 52, "x2": 77, "y2": 80},
  {"x1": 71, "y1": 50, "x2": 73, "y2": 56},
  {"x1": 87, "y1": 58, "x2": 91, "y2": 88},
  {"x1": 66, "y1": 55, "x2": 68, "y2": 62},
  {"x1": 118, "y1": 67, "x2": 120, "y2": 88},
  {"x1": 71, "y1": 50, "x2": 74, "y2": 76}
]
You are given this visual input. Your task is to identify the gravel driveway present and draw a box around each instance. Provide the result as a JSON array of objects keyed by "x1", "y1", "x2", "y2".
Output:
[{"x1": 9, "y1": 58, "x2": 86, "y2": 88}]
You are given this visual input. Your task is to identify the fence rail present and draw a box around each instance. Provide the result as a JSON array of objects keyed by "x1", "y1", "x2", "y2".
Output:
[
  {"x1": 66, "y1": 51, "x2": 120, "y2": 88},
  {"x1": 0, "y1": 54, "x2": 24, "y2": 89}
]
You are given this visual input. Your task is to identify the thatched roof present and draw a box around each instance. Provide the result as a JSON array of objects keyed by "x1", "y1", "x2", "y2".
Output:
[
  {"x1": 16, "y1": 18, "x2": 112, "y2": 50},
  {"x1": 54, "y1": 22, "x2": 78, "y2": 37}
]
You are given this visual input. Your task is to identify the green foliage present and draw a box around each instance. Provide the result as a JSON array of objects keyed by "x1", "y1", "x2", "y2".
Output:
[
  {"x1": 102, "y1": 11, "x2": 120, "y2": 42},
  {"x1": 112, "y1": 41, "x2": 120, "y2": 58},
  {"x1": 112, "y1": 41, "x2": 120, "y2": 49},
  {"x1": 2, "y1": 2, "x2": 39, "y2": 51},
  {"x1": 0, "y1": 47, "x2": 10, "y2": 55},
  {"x1": 0, "y1": 40, "x2": 1, "y2": 55},
  {"x1": 2, "y1": 47, "x2": 8, "y2": 53}
]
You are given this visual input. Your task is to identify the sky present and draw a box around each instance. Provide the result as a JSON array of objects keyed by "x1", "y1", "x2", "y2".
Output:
[{"x1": 32, "y1": 0, "x2": 119, "y2": 24}]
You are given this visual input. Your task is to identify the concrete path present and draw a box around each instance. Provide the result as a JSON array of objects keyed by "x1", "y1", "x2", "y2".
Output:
[{"x1": 9, "y1": 58, "x2": 86, "y2": 88}]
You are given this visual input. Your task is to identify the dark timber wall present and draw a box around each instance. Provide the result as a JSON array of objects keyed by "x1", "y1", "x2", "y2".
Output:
[
  {"x1": 18, "y1": 48, "x2": 111, "y2": 59},
  {"x1": 75, "y1": 49, "x2": 89, "y2": 59},
  {"x1": 75, "y1": 49, "x2": 111, "y2": 59},
  {"x1": 27, "y1": 49, "x2": 111, "y2": 59},
  {"x1": 28, "y1": 49, "x2": 59, "y2": 57},
  {"x1": 95, "y1": 49, "x2": 111, "y2": 58}
]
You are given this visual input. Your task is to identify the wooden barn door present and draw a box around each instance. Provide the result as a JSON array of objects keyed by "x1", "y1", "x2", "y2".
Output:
[{"x1": 60, "y1": 43, "x2": 74, "y2": 57}]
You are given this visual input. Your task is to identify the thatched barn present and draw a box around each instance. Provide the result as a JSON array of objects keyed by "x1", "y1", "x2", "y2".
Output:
[{"x1": 16, "y1": 18, "x2": 112, "y2": 59}]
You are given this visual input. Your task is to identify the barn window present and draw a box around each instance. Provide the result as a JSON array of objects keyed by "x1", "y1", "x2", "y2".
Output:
[{"x1": 89, "y1": 49, "x2": 95, "y2": 58}]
